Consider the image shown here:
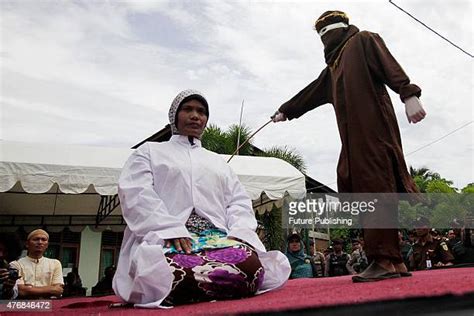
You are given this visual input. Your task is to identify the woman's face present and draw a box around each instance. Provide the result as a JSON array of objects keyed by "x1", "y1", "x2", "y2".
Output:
[
  {"x1": 176, "y1": 99, "x2": 208, "y2": 139},
  {"x1": 289, "y1": 240, "x2": 301, "y2": 252}
]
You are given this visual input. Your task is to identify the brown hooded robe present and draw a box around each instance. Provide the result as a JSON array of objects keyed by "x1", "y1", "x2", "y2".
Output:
[{"x1": 279, "y1": 28, "x2": 421, "y2": 263}]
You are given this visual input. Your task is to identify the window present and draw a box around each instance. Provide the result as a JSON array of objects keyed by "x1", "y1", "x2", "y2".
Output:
[
  {"x1": 20, "y1": 227, "x2": 81, "y2": 269},
  {"x1": 99, "y1": 231, "x2": 123, "y2": 279}
]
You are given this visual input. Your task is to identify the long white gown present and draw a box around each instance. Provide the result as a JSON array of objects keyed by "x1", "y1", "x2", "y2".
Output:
[{"x1": 112, "y1": 135, "x2": 291, "y2": 308}]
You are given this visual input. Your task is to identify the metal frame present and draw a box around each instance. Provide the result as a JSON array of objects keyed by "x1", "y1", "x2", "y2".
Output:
[
  {"x1": 0, "y1": 215, "x2": 125, "y2": 227},
  {"x1": 96, "y1": 195, "x2": 121, "y2": 226}
]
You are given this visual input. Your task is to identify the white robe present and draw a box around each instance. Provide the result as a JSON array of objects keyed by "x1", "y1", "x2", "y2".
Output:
[{"x1": 113, "y1": 135, "x2": 291, "y2": 308}]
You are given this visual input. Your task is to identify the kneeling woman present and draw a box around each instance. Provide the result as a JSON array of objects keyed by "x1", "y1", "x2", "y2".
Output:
[{"x1": 113, "y1": 90, "x2": 291, "y2": 307}]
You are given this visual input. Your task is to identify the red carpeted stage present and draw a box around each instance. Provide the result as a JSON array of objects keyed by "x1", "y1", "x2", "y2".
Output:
[{"x1": 6, "y1": 267, "x2": 474, "y2": 315}]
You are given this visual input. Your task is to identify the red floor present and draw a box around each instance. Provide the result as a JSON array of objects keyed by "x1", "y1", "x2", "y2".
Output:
[{"x1": 6, "y1": 267, "x2": 474, "y2": 315}]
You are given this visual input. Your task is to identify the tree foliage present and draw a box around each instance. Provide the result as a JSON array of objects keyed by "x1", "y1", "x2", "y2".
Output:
[
  {"x1": 402, "y1": 167, "x2": 473, "y2": 228},
  {"x1": 257, "y1": 146, "x2": 307, "y2": 174},
  {"x1": 202, "y1": 124, "x2": 308, "y2": 173},
  {"x1": 201, "y1": 124, "x2": 254, "y2": 155},
  {"x1": 256, "y1": 205, "x2": 284, "y2": 251},
  {"x1": 410, "y1": 166, "x2": 455, "y2": 192},
  {"x1": 461, "y1": 183, "x2": 474, "y2": 193}
]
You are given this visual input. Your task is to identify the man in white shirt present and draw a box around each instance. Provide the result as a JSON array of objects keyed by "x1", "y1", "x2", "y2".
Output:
[
  {"x1": 113, "y1": 89, "x2": 291, "y2": 307},
  {"x1": 10, "y1": 229, "x2": 64, "y2": 299}
]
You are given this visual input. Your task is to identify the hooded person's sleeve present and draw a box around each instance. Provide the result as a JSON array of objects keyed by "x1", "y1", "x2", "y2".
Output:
[
  {"x1": 279, "y1": 67, "x2": 333, "y2": 119},
  {"x1": 363, "y1": 32, "x2": 421, "y2": 102},
  {"x1": 118, "y1": 143, "x2": 190, "y2": 244}
]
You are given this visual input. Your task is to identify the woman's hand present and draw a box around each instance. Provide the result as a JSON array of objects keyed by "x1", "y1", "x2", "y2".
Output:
[{"x1": 165, "y1": 238, "x2": 193, "y2": 254}]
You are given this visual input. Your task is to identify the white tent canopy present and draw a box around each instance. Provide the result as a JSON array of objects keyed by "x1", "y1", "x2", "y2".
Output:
[{"x1": 0, "y1": 141, "x2": 306, "y2": 216}]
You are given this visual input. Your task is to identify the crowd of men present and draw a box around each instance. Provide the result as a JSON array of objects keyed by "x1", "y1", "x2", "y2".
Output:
[{"x1": 285, "y1": 225, "x2": 474, "y2": 279}]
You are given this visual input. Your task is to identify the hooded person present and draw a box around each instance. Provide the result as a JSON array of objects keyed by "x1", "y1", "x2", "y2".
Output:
[
  {"x1": 113, "y1": 89, "x2": 291, "y2": 307},
  {"x1": 272, "y1": 11, "x2": 426, "y2": 282},
  {"x1": 285, "y1": 233, "x2": 315, "y2": 279}
]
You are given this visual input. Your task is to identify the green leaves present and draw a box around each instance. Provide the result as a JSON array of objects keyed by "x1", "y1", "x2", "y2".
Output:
[
  {"x1": 201, "y1": 124, "x2": 307, "y2": 175},
  {"x1": 201, "y1": 124, "x2": 254, "y2": 155},
  {"x1": 410, "y1": 166, "x2": 456, "y2": 193},
  {"x1": 257, "y1": 146, "x2": 307, "y2": 174},
  {"x1": 256, "y1": 205, "x2": 284, "y2": 251}
]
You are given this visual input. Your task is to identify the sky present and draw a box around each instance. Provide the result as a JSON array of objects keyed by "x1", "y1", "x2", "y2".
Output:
[{"x1": 1, "y1": 0, "x2": 472, "y2": 191}]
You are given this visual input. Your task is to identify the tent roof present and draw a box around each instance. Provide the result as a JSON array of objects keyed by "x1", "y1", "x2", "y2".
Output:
[{"x1": 0, "y1": 141, "x2": 306, "y2": 216}]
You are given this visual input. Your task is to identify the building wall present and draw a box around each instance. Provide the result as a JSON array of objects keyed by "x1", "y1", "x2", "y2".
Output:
[
  {"x1": 78, "y1": 226, "x2": 102, "y2": 296},
  {"x1": 309, "y1": 230, "x2": 330, "y2": 251}
]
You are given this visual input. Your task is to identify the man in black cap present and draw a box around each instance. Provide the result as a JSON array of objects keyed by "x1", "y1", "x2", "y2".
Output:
[
  {"x1": 409, "y1": 217, "x2": 454, "y2": 270},
  {"x1": 272, "y1": 10, "x2": 426, "y2": 282},
  {"x1": 325, "y1": 239, "x2": 351, "y2": 277}
]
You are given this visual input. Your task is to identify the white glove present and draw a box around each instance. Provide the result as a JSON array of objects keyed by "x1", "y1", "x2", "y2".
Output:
[
  {"x1": 404, "y1": 96, "x2": 426, "y2": 124},
  {"x1": 271, "y1": 111, "x2": 287, "y2": 122}
]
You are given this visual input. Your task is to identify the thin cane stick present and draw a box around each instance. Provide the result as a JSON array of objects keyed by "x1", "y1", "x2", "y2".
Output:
[{"x1": 227, "y1": 119, "x2": 273, "y2": 163}]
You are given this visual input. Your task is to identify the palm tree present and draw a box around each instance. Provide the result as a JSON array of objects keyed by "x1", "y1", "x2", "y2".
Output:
[
  {"x1": 410, "y1": 166, "x2": 441, "y2": 192},
  {"x1": 410, "y1": 166, "x2": 456, "y2": 192},
  {"x1": 201, "y1": 124, "x2": 230, "y2": 154},
  {"x1": 201, "y1": 124, "x2": 253, "y2": 155},
  {"x1": 409, "y1": 166, "x2": 440, "y2": 180},
  {"x1": 225, "y1": 124, "x2": 254, "y2": 156},
  {"x1": 257, "y1": 146, "x2": 307, "y2": 174},
  {"x1": 202, "y1": 124, "x2": 306, "y2": 172},
  {"x1": 461, "y1": 183, "x2": 474, "y2": 193}
]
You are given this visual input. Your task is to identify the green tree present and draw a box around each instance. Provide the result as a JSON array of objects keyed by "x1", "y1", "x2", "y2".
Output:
[
  {"x1": 201, "y1": 124, "x2": 229, "y2": 154},
  {"x1": 257, "y1": 146, "x2": 307, "y2": 174},
  {"x1": 202, "y1": 124, "x2": 306, "y2": 172},
  {"x1": 400, "y1": 168, "x2": 473, "y2": 229},
  {"x1": 409, "y1": 166, "x2": 438, "y2": 179},
  {"x1": 409, "y1": 166, "x2": 455, "y2": 192},
  {"x1": 201, "y1": 124, "x2": 253, "y2": 155},
  {"x1": 426, "y1": 179, "x2": 456, "y2": 193},
  {"x1": 256, "y1": 205, "x2": 284, "y2": 251},
  {"x1": 226, "y1": 124, "x2": 254, "y2": 156},
  {"x1": 461, "y1": 183, "x2": 474, "y2": 193}
]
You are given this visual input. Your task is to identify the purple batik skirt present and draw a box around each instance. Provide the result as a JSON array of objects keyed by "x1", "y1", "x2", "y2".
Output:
[
  {"x1": 164, "y1": 243, "x2": 264, "y2": 305},
  {"x1": 163, "y1": 211, "x2": 264, "y2": 305}
]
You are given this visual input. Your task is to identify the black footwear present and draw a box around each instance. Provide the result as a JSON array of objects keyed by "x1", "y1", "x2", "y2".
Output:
[{"x1": 352, "y1": 262, "x2": 401, "y2": 283}]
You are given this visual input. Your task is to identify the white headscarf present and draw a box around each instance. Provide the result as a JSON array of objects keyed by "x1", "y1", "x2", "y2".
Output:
[{"x1": 168, "y1": 89, "x2": 208, "y2": 135}]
